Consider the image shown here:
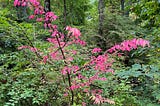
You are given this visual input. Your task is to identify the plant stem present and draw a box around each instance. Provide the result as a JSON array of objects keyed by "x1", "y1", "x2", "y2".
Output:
[{"x1": 55, "y1": 34, "x2": 74, "y2": 105}]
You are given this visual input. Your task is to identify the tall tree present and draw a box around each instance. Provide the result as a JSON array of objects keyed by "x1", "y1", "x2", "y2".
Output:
[
  {"x1": 44, "y1": 0, "x2": 51, "y2": 12},
  {"x1": 63, "y1": 0, "x2": 67, "y2": 27},
  {"x1": 44, "y1": 0, "x2": 51, "y2": 28},
  {"x1": 98, "y1": 0, "x2": 105, "y2": 35},
  {"x1": 121, "y1": 0, "x2": 125, "y2": 15},
  {"x1": 16, "y1": 6, "x2": 28, "y2": 22}
]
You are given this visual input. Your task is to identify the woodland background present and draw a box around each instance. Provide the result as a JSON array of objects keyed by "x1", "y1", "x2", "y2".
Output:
[{"x1": 0, "y1": 0, "x2": 160, "y2": 106}]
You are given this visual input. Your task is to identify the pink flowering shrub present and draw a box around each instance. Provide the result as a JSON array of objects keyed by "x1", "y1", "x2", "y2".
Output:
[
  {"x1": 14, "y1": 0, "x2": 150, "y2": 105},
  {"x1": 92, "y1": 48, "x2": 102, "y2": 54},
  {"x1": 107, "y1": 38, "x2": 150, "y2": 53}
]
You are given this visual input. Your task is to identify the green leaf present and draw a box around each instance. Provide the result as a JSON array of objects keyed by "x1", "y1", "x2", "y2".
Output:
[{"x1": 131, "y1": 64, "x2": 142, "y2": 70}]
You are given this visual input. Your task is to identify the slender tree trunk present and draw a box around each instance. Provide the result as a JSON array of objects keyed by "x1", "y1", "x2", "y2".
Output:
[
  {"x1": 63, "y1": 0, "x2": 67, "y2": 27},
  {"x1": 44, "y1": 0, "x2": 51, "y2": 12},
  {"x1": 44, "y1": 0, "x2": 51, "y2": 27},
  {"x1": 16, "y1": 0, "x2": 28, "y2": 22},
  {"x1": 121, "y1": 0, "x2": 125, "y2": 15},
  {"x1": 98, "y1": 0, "x2": 105, "y2": 36},
  {"x1": 125, "y1": 0, "x2": 132, "y2": 16}
]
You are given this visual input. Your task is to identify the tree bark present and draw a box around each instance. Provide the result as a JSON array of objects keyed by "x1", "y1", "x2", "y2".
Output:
[
  {"x1": 98, "y1": 0, "x2": 105, "y2": 35},
  {"x1": 44, "y1": 0, "x2": 51, "y2": 27},
  {"x1": 44, "y1": 0, "x2": 51, "y2": 12},
  {"x1": 121, "y1": 0, "x2": 125, "y2": 15},
  {"x1": 125, "y1": 0, "x2": 132, "y2": 16},
  {"x1": 63, "y1": 0, "x2": 67, "y2": 27},
  {"x1": 16, "y1": 0, "x2": 28, "y2": 22}
]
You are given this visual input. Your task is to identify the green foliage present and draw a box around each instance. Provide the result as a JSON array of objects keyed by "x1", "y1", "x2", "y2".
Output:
[
  {"x1": 145, "y1": 28, "x2": 160, "y2": 66},
  {"x1": 105, "y1": 0, "x2": 121, "y2": 13},
  {"x1": 88, "y1": 12, "x2": 146, "y2": 50},
  {"x1": 96, "y1": 63, "x2": 160, "y2": 106},
  {"x1": 50, "y1": 0, "x2": 91, "y2": 25},
  {"x1": 131, "y1": 0, "x2": 160, "y2": 28},
  {"x1": 0, "y1": 0, "x2": 160, "y2": 105}
]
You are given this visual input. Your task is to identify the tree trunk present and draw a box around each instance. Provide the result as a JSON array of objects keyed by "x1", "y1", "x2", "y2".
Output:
[
  {"x1": 44, "y1": 0, "x2": 51, "y2": 27},
  {"x1": 63, "y1": 0, "x2": 67, "y2": 27},
  {"x1": 98, "y1": 0, "x2": 105, "y2": 35},
  {"x1": 16, "y1": 4, "x2": 28, "y2": 22},
  {"x1": 125, "y1": 0, "x2": 132, "y2": 16},
  {"x1": 44, "y1": 0, "x2": 51, "y2": 12},
  {"x1": 121, "y1": 0, "x2": 125, "y2": 15}
]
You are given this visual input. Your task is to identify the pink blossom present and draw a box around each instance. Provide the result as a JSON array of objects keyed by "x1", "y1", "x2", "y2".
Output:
[
  {"x1": 66, "y1": 26, "x2": 81, "y2": 39},
  {"x1": 14, "y1": 0, "x2": 19, "y2": 6},
  {"x1": 43, "y1": 56, "x2": 48, "y2": 64},
  {"x1": 66, "y1": 26, "x2": 72, "y2": 31},
  {"x1": 71, "y1": 28, "x2": 81, "y2": 38},
  {"x1": 21, "y1": 2, "x2": 27, "y2": 6},
  {"x1": 89, "y1": 74, "x2": 99, "y2": 82},
  {"x1": 83, "y1": 89, "x2": 89, "y2": 93},
  {"x1": 30, "y1": 0, "x2": 40, "y2": 7},
  {"x1": 91, "y1": 94, "x2": 115, "y2": 104},
  {"x1": 98, "y1": 77, "x2": 107, "y2": 81},
  {"x1": 45, "y1": 12, "x2": 58, "y2": 22},
  {"x1": 51, "y1": 30, "x2": 58, "y2": 36},
  {"x1": 82, "y1": 102, "x2": 86, "y2": 106},
  {"x1": 29, "y1": 15, "x2": 35, "y2": 19},
  {"x1": 137, "y1": 38, "x2": 150, "y2": 47},
  {"x1": 77, "y1": 73, "x2": 85, "y2": 79},
  {"x1": 52, "y1": 25, "x2": 57, "y2": 29},
  {"x1": 94, "y1": 55, "x2": 107, "y2": 71},
  {"x1": 63, "y1": 92, "x2": 68, "y2": 97},
  {"x1": 75, "y1": 39, "x2": 86, "y2": 46},
  {"x1": 36, "y1": 18, "x2": 43, "y2": 22},
  {"x1": 71, "y1": 50, "x2": 77, "y2": 55},
  {"x1": 107, "y1": 38, "x2": 150, "y2": 53},
  {"x1": 29, "y1": 47, "x2": 38, "y2": 52},
  {"x1": 70, "y1": 84, "x2": 81, "y2": 90},
  {"x1": 72, "y1": 65, "x2": 79, "y2": 73},
  {"x1": 50, "y1": 52, "x2": 57, "y2": 59},
  {"x1": 92, "y1": 48, "x2": 102, "y2": 54},
  {"x1": 114, "y1": 44, "x2": 121, "y2": 50},
  {"x1": 104, "y1": 99, "x2": 115, "y2": 104},
  {"x1": 61, "y1": 66, "x2": 71, "y2": 75},
  {"x1": 14, "y1": 0, "x2": 26, "y2": 6},
  {"x1": 17, "y1": 46, "x2": 29, "y2": 50},
  {"x1": 106, "y1": 69, "x2": 114, "y2": 74},
  {"x1": 60, "y1": 42, "x2": 65, "y2": 47},
  {"x1": 66, "y1": 57, "x2": 73, "y2": 62},
  {"x1": 18, "y1": 46, "x2": 38, "y2": 52},
  {"x1": 44, "y1": 23, "x2": 47, "y2": 28},
  {"x1": 47, "y1": 38, "x2": 57, "y2": 44},
  {"x1": 91, "y1": 89, "x2": 102, "y2": 94},
  {"x1": 90, "y1": 95, "x2": 102, "y2": 104}
]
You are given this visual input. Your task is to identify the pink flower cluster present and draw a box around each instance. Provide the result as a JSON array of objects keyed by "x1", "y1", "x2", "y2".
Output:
[
  {"x1": 14, "y1": 0, "x2": 27, "y2": 6},
  {"x1": 90, "y1": 89, "x2": 115, "y2": 104},
  {"x1": 65, "y1": 26, "x2": 86, "y2": 46},
  {"x1": 14, "y1": 0, "x2": 44, "y2": 20},
  {"x1": 90, "y1": 54, "x2": 113, "y2": 73},
  {"x1": 14, "y1": 0, "x2": 40, "y2": 7},
  {"x1": 29, "y1": 0, "x2": 40, "y2": 7},
  {"x1": 45, "y1": 12, "x2": 58, "y2": 22},
  {"x1": 92, "y1": 48, "x2": 102, "y2": 54},
  {"x1": 18, "y1": 45, "x2": 38, "y2": 52},
  {"x1": 107, "y1": 38, "x2": 150, "y2": 53},
  {"x1": 14, "y1": 0, "x2": 58, "y2": 27},
  {"x1": 66, "y1": 26, "x2": 81, "y2": 39},
  {"x1": 43, "y1": 12, "x2": 58, "y2": 28},
  {"x1": 61, "y1": 66, "x2": 79, "y2": 75}
]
